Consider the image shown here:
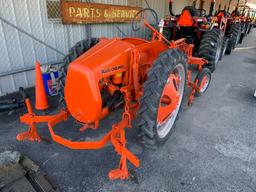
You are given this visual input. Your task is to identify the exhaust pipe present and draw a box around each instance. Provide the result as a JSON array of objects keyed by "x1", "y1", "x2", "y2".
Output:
[
  {"x1": 169, "y1": 0, "x2": 174, "y2": 16},
  {"x1": 227, "y1": 0, "x2": 232, "y2": 12},
  {"x1": 209, "y1": 0, "x2": 215, "y2": 16}
]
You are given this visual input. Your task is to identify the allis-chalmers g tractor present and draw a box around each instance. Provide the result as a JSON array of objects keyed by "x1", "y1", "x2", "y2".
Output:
[{"x1": 17, "y1": 10, "x2": 212, "y2": 181}]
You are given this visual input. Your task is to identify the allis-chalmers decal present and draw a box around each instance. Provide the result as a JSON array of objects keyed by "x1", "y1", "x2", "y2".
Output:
[{"x1": 101, "y1": 65, "x2": 125, "y2": 74}]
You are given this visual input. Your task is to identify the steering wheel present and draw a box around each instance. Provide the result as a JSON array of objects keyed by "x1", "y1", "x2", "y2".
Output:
[
  {"x1": 198, "y1": 9, "x2": 207, "y2": 17},
  {"x1": 132, "y1": 8, "x2": 159, "y2": 32}
]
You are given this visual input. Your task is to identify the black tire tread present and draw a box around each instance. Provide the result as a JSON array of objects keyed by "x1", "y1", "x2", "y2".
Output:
[
  {"x1": 227, "y1": 23, "x2": 241, "y2": 48},
  {"x1": 194, "y1": 68, "x2": 211, "y2": 97},
  {"x1": 137, "y1": 49, "x2": 187, "y2": 149},
  {"x1": 198, "y1": 28, "x2": 222, "y2": 72},
  {"x1": 58, "y1": 38, "x2": 99, "y2": 105}
]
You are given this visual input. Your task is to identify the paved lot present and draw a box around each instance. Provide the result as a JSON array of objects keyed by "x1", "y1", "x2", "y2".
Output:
[{"x1": 0, "y1": 30, "x2": 256, "y2": 192}]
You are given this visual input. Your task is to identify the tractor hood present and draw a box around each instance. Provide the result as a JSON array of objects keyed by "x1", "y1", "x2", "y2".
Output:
[{"x1": 64, "y1": 38, "x2": 133, "y2": 124}]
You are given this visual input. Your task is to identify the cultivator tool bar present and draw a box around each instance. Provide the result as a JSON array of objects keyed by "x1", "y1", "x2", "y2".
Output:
[{"x1": 18, "y1": 94, "x2": 139, "y2": 180}]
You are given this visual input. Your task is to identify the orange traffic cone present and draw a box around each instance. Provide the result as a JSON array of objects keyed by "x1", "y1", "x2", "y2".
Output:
[{"x1": 35, "y1": 61, "x2": 49, "y2": 110}]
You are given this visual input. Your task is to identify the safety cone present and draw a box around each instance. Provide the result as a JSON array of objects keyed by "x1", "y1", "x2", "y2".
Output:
[{"x1": 35, "y1": 61, "x2": 49, "y2": 110}]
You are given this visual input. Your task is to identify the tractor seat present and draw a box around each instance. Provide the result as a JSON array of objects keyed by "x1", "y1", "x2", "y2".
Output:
[
  {"x1": 177, "y1": 6, "x2": 199, "y2": 27},
  {"x1": 216, "y1": 10, "x2": 229, "y2": 17},
  {"x1": 182, "y1": 6, "x2": 200, "y2": 17}
]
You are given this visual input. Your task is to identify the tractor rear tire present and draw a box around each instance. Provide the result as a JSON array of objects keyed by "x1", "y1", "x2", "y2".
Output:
[
  {"x1": 58, "y1": 38, "x2": 99, "y2": 105},
  {"x1": 220, "y1": 37, "x2": 228, "y2": 60},
  {"x1": 239, "y1": 33, "x2": 244, "y2": 44},
  {"x1": 227, "y1": 23, "x2": 241, "y2": 50},
  {"x1": 225, "y1": 38, "x2": 232, "y2": 55},
  {"x1": 198, "y1": 28, "x2": 222, "y2": 72},
  {"x1": 63, "y1": 38, "x2": 99, "y2": 71},
  {"x1": 137, "y1": 49, "x2": 187, "y2": 148},
  {"x1": 239, "y1": 23, "x2": 245, "y2": 44},
  {"x1": 247, "y1": 24, "x2": 252, "y2": 34}
]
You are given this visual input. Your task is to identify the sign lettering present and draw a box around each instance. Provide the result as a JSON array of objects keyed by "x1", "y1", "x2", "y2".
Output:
[{"x1": 61, "y1": 1, "x2": 142, "y2": 24}]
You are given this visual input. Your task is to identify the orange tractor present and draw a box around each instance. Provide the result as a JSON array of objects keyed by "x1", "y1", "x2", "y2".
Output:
[
  {"x1": 17, "y1": 10, "x2": 212, "y2": 181},
  {"x1": 164, "y1": 0, "x2": 224, "y2": 72}
]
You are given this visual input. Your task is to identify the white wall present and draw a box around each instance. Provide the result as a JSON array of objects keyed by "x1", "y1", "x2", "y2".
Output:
[
  {"x1": 0, "y1": 0, "x2": 165, "y2": 96},
  {"x1": 0, "y1": 0, "x2": 247, "y2": 96}
]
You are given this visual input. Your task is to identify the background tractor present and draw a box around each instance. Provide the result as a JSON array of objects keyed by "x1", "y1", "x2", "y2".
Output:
[
  {"x1": 17, "y1": 9, "x2": 212, "y2": 181},
  {"x1": 164, "y1": 0, "x2": 224, "y2": 72},
  {"x1": 231, "y1": 0, "x2": 255, "y2": 43},
  {"x1": 213, "y1": 0, "x2": 242, "y2": 55}
]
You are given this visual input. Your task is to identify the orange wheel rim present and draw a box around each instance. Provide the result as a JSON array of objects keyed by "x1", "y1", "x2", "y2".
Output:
[
  {"x1": 199, "y1": 75, "x2": 209, "y2": 93},
  {"x1": 157, "y1": 74, "x2": 180, "y2": 124},
  {"x1": 156, "y1": 63, "x2": 186, "y2": 139}
]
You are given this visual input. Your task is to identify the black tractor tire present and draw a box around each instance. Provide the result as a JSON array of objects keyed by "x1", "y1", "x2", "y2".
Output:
[
  {"x1": 194, "y1": 68, "x2": 211, "y2": 97},
  {"x1": 137, "y1": 49, "x2": 187, "y2": 149},
  {"x1": 239, "y1": 23, "x2": 246, "y2": 44},
  {"x1": 182, "y1": 6, "x2": 199, "y2": 17},
  {"x1": 58, "y1": 38, "x2": 99, "y2": 104},
  {"x1": 244, "y1": 23, "x2": 249, "y2": 36},
  {"x1": 198, "y1": 28, "x2": 222, "y2": 72},
  {"x1": 235, "y1": 24, "x2": 242, "y2": 46},
  {"x1": 227, "y1": 23, "x2": 241, "y2": 50},
  {"x1": 220, "y1": 37, "x2": 228, "y2": 60},
  {"x1": 228, "y1": 23, "x2": 241, "y2": 49},
  {"x1": 63, "y1": 38, "x2": 99, "y2": 71},
  {"x1": 225, "y1": 38, "x2": 232, "y2": 55},
  {"x1": 247, "y1": 24, "x2": 252, "y2": 34},
  {"x1": 239, "y1": 33, "x2": 244, "y2": 44}
]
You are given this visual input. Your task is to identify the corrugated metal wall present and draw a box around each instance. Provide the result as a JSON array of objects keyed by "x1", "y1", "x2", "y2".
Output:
[{"x1": 0, "y1": 0, "x2": 166, "y2": 96}]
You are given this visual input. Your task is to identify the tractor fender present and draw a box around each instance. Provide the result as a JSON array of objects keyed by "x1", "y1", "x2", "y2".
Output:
[{"x1": 64, "y1": 39, "x2": 134, "y2": 124}]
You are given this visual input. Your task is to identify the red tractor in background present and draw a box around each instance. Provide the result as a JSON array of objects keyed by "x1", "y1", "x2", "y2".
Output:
[
  {"x1": 233, "y1": 3, "x2": 255, "y2": 43},
  {"x1": 213, "y1": 0, "x2": 242, "y2": 55},
  {"x1": 252, "y1": 9, "x2": 256, "y2": 28},
  {"x1": 164, "y1": 0, "x2": 224, "y2": 72},
  {"x1": 244, "y1": 7, "x2": 255, "y2": 34}
]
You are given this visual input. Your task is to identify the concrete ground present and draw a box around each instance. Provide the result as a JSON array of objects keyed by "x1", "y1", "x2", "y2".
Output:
[{"x1": 0, "y1": 30, "x2": 256, "y2": 192}]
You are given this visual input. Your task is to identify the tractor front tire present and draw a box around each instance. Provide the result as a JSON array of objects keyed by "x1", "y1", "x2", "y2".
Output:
[
  {"x1": 194, "y1": 68, "x2": 211, "y2": 97},
  {"x1": 137, "y1": 49, "x2": 187, "y2": 149},
  {"x1": 199, "y1": 28, "x2": 222, "y2": 72},
  {"x1": 58, "y1": 38, "x2": 99, "y2": 104}
]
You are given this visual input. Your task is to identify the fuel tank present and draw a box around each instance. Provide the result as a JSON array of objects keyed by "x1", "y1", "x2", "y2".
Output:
[{"x1": 64, "y1": 38, "x2": 134, "y2": 123}]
